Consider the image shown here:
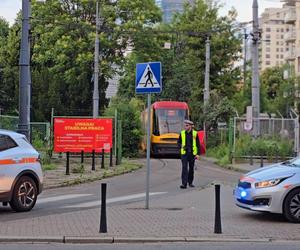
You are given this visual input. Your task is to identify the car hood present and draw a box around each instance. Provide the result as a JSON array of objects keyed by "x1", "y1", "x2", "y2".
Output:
[{"x1": 244, "y1": 163, "x2": 298, "y2": 181}]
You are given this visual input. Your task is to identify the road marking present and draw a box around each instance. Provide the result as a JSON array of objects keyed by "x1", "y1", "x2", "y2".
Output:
[
  {"x1": 37, "y1": 194, "x2": 93, "y2": 204},
  {"x1": 62, "y1": 192, "x2": 167, "y2": 208}
]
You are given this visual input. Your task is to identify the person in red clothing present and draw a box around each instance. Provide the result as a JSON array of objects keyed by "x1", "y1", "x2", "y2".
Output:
[{"x1": 177, "y1": 120, "x2": 201, "y2": 189}]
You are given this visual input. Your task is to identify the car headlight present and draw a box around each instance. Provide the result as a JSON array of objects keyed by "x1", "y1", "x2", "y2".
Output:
[{"x1": 255, "y1": 175, "x2": 294, "y2": 189}]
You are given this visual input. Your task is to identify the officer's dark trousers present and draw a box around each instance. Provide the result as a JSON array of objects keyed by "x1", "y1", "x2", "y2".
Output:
[{"x1": 181, "y1": 153, "x2": 195, "y2": 186}]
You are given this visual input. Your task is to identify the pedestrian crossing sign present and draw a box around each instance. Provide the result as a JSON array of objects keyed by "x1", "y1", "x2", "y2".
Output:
[{"x1": 135, "y1": 62, "x2": 162, "y2": 94}]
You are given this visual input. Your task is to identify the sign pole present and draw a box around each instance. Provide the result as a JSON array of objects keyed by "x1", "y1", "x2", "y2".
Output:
[
  {"x1": 146, "y1": 93, "x2": 151, "y2": 209},
  {"x1": 135, "y1": 61, "x2": 161, "y2": 210}
]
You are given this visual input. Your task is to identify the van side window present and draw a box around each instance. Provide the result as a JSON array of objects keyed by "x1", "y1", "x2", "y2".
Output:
[{"x1": 0, "y1": 135, "x2": 17, "y2": 152}]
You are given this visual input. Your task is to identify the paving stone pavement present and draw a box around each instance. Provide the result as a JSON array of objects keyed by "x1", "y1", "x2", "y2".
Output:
[
  {"x1": 1, "y1": 184, "x2": 300, "y2": 240},
  {"x1": 1, "y1": 158, "x2": 299, "y2": 241}
]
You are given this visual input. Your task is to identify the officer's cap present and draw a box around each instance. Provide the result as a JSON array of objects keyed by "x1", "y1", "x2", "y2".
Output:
[{"x1": 184, "y1": 119, "x2": 194, "y2": 125}]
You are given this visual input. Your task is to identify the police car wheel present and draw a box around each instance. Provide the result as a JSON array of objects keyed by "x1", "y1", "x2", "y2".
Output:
[
  {"x1": 283, "y1": 188, "x2": 300, "y2": 223},
  {"x1": 9, "y1": 176, "x2": 38, "y2": 212}
]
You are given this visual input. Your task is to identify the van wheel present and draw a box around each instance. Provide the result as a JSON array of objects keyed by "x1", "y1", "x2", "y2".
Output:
[
  {"x1": 9, "y1": 176, "x2": 37, "y2": 212},
  {"x1": 283, "y1": 188, "x2": 300, "y2": 223}
]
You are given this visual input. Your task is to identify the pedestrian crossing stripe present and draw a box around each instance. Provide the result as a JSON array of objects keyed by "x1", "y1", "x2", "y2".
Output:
[{"x1": 136, "y1": 64, "x2": 160, "y2": 89}]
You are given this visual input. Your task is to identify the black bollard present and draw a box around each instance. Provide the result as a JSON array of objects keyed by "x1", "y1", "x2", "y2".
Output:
[
  {"x1": 92, "y1": 150, "x2": 95, "y2": 171},
  {"x1": 66, "y1": 152, "x2": 70, "y2": 175},
  {"x1": 109, "y1": 148, "x2": 113, "y2": 167},
  {"x1": 250, "y1": 153, "x2": 253, "y2": 166},
  {"x1": 214, "y1": 184, "x2": 222, "y2": 234},
  {"x1": 99, "y1": 183, "x2": 107, "y2": 233},
  {"x1": 81, "y1": 150, "x2": 84, "y2": 164},
  {"x1": 116, "y1": 147, "x2": 119, "y2": 166},
  {"x1": 260, "y1": 155, "x2": 264, "y2": 168},
  {"x1": 101, "y1": 148, "x2": 105, "y2": 169}
]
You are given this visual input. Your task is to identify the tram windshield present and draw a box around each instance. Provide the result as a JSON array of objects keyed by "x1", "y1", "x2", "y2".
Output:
[{"x1": 153, "y1": 108, "x2": 189, "y2": 135}]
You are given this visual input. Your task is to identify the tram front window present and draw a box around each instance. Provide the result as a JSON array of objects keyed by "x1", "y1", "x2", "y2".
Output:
[{"x1": 154, "y1": 109, "x2": 188, "y2": 135}]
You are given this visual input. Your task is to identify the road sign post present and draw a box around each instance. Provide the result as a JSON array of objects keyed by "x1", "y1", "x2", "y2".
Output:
[{"x1": 135, "y1": 62, "x2": 162, "y2": 209}]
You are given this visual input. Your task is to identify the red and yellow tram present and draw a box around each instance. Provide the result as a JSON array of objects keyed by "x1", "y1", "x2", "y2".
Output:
[{"x1": 141, "y1": 101, "x2": 190, "y2": 156}]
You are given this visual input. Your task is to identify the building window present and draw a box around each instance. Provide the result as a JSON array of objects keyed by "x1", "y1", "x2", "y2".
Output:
[
  {"x1": 267, "y1": 47, "x2": 271, "y2": 52},
  {"x1": 266, "y1": 54, "x2": 270, "y2": 59},
  {"x1": 266, "y1": 27, "x2": 271, "y2": 32},
  {"x1": 266, "y1": 34, "x2": 271, "y2": 39},
  {"x1": 276, "y1": 48, "x2": 279, "y2": 52},
  {"x1": 266, "y1": 61, "x2": 271, "y2": 65}
]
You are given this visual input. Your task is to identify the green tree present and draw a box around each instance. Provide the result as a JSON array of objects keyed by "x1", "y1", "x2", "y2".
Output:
[
  {"x1": 118, "y1": 0, "x2": 241, "y2": 127},
  {"x1": 0, "y1": 18, "x2": 20, "y2": 115},
  {"x1": 104, "y1": 97, "x2": 144, "y2": 157}
]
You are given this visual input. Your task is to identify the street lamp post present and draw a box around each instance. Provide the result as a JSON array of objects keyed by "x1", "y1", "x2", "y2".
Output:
[
  {"x1": 203, "y1": 36, "x2": 210, "y2": 107},
  {"x1": 251, "y1": 0, "x2": 260, "y2": 137},
  {"x1": 93, "y1": 0, "x2": 100, "y2": 118},
  {"x1": 18, "y1": 0, "x2": 31, "y2": 140}
]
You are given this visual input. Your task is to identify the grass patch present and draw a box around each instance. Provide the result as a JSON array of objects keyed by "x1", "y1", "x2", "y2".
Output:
[
  {"x1": 72, "y1": 164, "x2": 85, "y2": 174},
  {"x1": 42, "y1": 163, "x2": 57, "y2": 171},
  {"x1": 60, "y1": 159, "x2": 142, "y2": 187}
]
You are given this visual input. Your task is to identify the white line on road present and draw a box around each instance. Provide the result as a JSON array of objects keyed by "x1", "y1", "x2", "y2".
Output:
[
  {"x1": 37, "y1": 194, "x2": 93, "y2": 204},
  {"x1": 62, "y1": 192, "x2": 167, "y2": 208}
]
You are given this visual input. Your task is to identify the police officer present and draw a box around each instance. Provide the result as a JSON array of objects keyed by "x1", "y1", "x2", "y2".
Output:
[{"x1": 177, "y1": 119, "x2": 201, "y2": 189}]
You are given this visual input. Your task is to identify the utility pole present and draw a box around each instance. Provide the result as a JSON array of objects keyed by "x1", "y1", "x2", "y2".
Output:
[
  {"x1": 203, "y1": 36, "x2": 210, "y2": 107},
  {"x1": 18, "y1": 0, "x2": 31, "y2": 140},
  {"x1": 243, "y1": 28, "x2": 248, "y2": 84},
  {"x1": 251, "y1": 0, "x2": 260, "y2": 137},
  {"x1": 93, "y1": 0, "x2": 100, "y2": 118}
]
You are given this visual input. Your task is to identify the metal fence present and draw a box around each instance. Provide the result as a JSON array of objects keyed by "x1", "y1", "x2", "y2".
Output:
[
  {"x1": 0, "y1": 115, "x2": 50, "y2": 145},
  {"x1": 233, "y1": 116, "x2": 299, "y2": 157},
  {"x1": 30, "y1": 122, "x2": 51, "y2": 144},
  {"x1": 0, "y1": 115, "x2": 19, "y2": 131}
]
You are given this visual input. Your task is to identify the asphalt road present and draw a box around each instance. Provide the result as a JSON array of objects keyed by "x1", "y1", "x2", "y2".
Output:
[{"x1": 0, "y1": 158, "x2": 241, "y2": 222}]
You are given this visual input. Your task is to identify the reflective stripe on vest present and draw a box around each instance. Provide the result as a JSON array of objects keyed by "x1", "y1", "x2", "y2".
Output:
[{"x1": 181, "y1": 130, "x2": 198, "y2": 155}]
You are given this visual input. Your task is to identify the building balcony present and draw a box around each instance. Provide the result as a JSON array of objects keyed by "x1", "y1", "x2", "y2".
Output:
[
  {"x1": 285, "y1": 49, "x2": 296, "y2": 61},
  {"x1": 284, "y1": 30, "x2": 296, "y2": 42},
  {"x1": 285, "y1": 7, "x2": 296, "y2": 24}
]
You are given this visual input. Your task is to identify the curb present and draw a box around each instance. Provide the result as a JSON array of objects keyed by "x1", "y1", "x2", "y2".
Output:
[
  {"x1": 1, "y1": 236, "x2": 298, "y2": 244},
  {"x1": 0, "y1": 236, "x2": 63, "y2": 243}
]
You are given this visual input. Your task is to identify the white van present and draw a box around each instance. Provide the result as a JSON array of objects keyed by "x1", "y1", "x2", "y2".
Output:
[{"x1": 0, "y1": 129, "x2": 43, "y2": 212}]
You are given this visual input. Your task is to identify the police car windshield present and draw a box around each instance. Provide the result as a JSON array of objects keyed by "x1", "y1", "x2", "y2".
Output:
[{"x1": 282, "y1": 157, "x2": 300, "y2": 167}]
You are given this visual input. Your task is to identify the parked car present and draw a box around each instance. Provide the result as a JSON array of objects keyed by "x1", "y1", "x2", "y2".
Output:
[
  {"x1": 234, "y1": 157, "x2": 300, "y2": 222},
  {"x1": 0, "y1": 129, "x2": 43, "y2": 212}
]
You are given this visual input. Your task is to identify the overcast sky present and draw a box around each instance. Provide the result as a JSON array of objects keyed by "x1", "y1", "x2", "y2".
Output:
[{"x1": 0, "y1": 0, "x2": 284, "y2": 26}]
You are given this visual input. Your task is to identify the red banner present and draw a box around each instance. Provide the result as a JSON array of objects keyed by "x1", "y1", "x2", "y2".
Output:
[
  {"x1": 197, "y1": 130, "x2": 206, "y2": 155},
  {"x1": 54, "y1": 118, "x2": 113, "y2": 153}
]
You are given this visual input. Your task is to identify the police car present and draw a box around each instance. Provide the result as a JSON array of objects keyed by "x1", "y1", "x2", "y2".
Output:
[{"x1": 0, "y1": 129, "x2": 43, "y2": 212}]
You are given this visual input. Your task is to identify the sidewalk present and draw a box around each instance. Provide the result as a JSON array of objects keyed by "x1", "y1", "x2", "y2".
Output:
[
  {"x1": 202, "y1": 156, "x2": 275, "y2": 174},
  {"x1": 1, "y1": 185, "x2": 300, "y2": 243},
  {"x1": 1, "y1": 158, "x2": 299, "y2": 243}
]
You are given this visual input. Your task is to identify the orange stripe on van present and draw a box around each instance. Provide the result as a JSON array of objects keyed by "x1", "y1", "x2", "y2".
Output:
[{"x1": 0, "y1": 158, "x2": 38, "y2": 165}]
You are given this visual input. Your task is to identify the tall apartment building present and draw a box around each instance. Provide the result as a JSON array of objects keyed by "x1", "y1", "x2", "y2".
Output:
[
  {"x1": 282, "y1": 0, "x2": 300, "y2": 76},
  {"x1": 155, "y1": 0, "x2": 194, "y2": 23},
  {"x1": 259, "y1": 8, "x2": 287, "y2": 71}
]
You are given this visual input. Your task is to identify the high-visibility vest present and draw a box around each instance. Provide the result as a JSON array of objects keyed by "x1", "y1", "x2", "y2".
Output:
[{"x1": 180, "y1": 130, "x2": 198, "y2": 155}]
